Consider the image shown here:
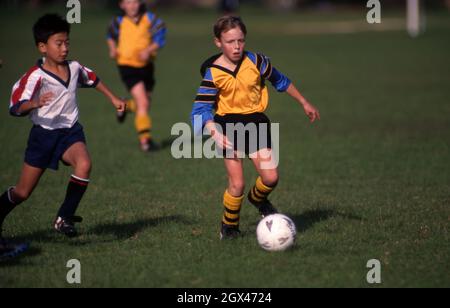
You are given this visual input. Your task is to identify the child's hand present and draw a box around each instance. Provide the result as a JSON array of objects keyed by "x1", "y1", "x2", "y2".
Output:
[
  {"x1": 302, "y1": 101, "x2": 320, "y2": 123},
  {"x1": 211, "y1": 128, "x2": 233, "y2": 151},
  {"x1": 112, "y1": 97, "x2": 126, "y2": 113},
  {"x1": 33, "y1": 92, "x2": 54, "y2": 108},
  {"x1": 109, "y1": 48, "x2": 119, "y2": 59},
  {"x1": 139, "y1": 49, "x2": 152, "y2": 62}
]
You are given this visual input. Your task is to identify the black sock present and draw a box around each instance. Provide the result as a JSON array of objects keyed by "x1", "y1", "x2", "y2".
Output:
[
  {"x1": 0, "y1": 188, "x2": 18, "y2": 234},
  {"x1": 57, "y1": 175, "x2": 89, "y2": 219}
]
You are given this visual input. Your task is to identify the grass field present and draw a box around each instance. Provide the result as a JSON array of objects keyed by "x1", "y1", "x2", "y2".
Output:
[{"x1": 0, "y1": 5, "x2": 449, "y2": 288}]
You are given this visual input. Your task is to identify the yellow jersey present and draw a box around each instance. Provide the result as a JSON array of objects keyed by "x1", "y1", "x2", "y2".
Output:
[
  {"x1": 108, "y1": 11, "x2": 166, "y2": 68},
  {"x1": 191, "y1": 51, "x2": 291, "y2": 133}
]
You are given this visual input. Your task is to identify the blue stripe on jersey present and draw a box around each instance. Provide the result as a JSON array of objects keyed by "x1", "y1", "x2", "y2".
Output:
[
  {"x1": 147, "y1": 12, "x2": 166, "y2": 48},
  {"x1": 153, "y1": 26, "x2": 166, "y2": 48},
  {"x1": 247, "y1": 51, "x2": 291, "y2": 92},
  {"x1": 260, "y1": 56, "x2": 269, "y2": 75},
  {"x1": 245, "y1": 51, "x2": 257, "y2": 65},
  {"x1": 197, "y1": 87, "x2": 218, "y2": 95},
  {"x1": 203, "y1": 68, "x2": 214, "y2": 81},
  {"x1": 191, "y1": 103, "x2": 214, "y2": 135},
  {"x1": 269, "y1": 67, "x2": 291, "y2": 92},
  {"x1": 116, "y1": 16, "x2": 123, "y2": 32},
  {"x1": 147, "y1": 12, "x2": 156, "y2": 23},
  {"x1": 107, "y1": 16, "x2": 123, "y2": 40}
]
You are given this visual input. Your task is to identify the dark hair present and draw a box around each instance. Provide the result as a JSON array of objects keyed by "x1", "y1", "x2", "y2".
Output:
[
  {"x1": 214, "y1": 15, "x2": 247, "y2": 39},
  {"x1": 33, "y1": 14, "x2": 70, "y2": 45}
]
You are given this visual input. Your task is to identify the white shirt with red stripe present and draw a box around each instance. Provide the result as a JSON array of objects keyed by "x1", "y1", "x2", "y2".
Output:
[{"x1": 9, "y1": 58, "x2": 99, "y2": 130}]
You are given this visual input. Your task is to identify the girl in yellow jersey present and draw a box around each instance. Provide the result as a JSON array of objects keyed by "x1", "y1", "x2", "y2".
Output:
[
  {"x1": 107, "y1": 0, "x2": 166, "y2": 152},
  {"x1": 191, "y1": 16, "x2": 320, "y2": 239}
]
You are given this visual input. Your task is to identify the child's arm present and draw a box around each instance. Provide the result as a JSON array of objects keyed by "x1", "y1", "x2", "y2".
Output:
[
  {"x1": 258, "y1": 53, "x2": 320, "y2": 123},
  {"x1": 11, "y1": 92, "x2": 53, "y2": 116},
  {"x1": 76, "y1": 62, "x2": 123, "y2": 111},
  {"x1": 285, "y1": 84, "x2": 320, "y2": 123},
  {"x1": 191, "y1": 68, "x2": 217, "y2": 135},
  {"x1": 204, "y1": 120, "x2": 233, "y2": 150},
  {"x1": 191, "y1": 67, "x2": 232, "y2": 150},
  {"x1": 9, "y1": 69, "x2": 53, "y2": 117},
  {"x1": 140, "y1": 13, "x2": 167, "y2": 62},
  {"x1": 95, "y1": 81, "x2": 126, "y2": 112},
  {"x1": 106, "y1": 17, "x2": 121, "y2": 59},
  {"x1": 139, "y1": 42, "x2": 160, "y2": 62},
  {"x1": 107, "y1": 38, "x2": 118, "y2": 60}
]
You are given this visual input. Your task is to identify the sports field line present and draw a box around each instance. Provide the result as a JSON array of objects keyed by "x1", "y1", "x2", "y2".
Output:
[{"x1": 280, "y1": 18, "x2": 406, "y2": 35}]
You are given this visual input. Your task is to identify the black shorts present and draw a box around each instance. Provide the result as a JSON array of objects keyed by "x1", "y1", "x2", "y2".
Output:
[
  {"x1": 24, "y1": 122, "x2": 86, "y2": 171},
  {"x1": 214, "y1": 113, "x2": 272, "y2": 157},
  {"x1": 118, "y1": 62, "x2": 155, "y2": 92}
]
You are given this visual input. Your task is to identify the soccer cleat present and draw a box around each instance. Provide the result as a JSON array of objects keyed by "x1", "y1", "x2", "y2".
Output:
[
  {"x1": 54, "y1": 216, "x2": 83, "y2": 238},
  {"x1": 220, "y1": 223, "x2": 241, "y2": 240},
  {"x1": 247, "y1": 193, "x2": 278, "y2": 218},
  {"x1": 116, "y1": 97, "x2": 129, "y2": 123},
  {"x1": 140, "y1": 139, "x2": 161, "y2": 152},
  {"x1": 0, "y1": 238, "x2": 29, "y2": 261},
  {"x1": 116, "y1": 110, "x2": 127, "y2": 123}
]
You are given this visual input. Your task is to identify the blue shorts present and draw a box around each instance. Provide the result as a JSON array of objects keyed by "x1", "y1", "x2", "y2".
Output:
[{"x1": 24, "y1": 122, "x2": 86, "y2": 170}]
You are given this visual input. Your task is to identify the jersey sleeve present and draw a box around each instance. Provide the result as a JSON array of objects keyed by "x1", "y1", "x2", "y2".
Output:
[
  {"x1": 9, "y1": 67, "x2": 41, "y2": 117},
  {"x1": 107, "y1": 16, "x2": 122, "y2": 41},
  {"x1": 191, "y1": 68, "x2": 218, "y2": 135},
  {"x1": 76, "y1": 62, "x2": 100, "y2": 88},
  {"x1": 147, "y1": 12, "x2": 167, "y2": 48},
  {"x1": 257, "y1": 53, "x2": 292, "y2": 92}
]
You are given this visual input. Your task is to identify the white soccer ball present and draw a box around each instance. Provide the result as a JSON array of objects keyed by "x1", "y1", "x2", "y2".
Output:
[{"x1": 256, "y1": 214, "x2": 297, "y2": 251}]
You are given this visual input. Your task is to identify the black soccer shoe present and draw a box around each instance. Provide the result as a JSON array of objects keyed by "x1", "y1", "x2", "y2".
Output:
[
  {"x1": 116, "y1": 110, "x2": 127, "y2": 123},
  {"x1": 54, "y1": 216, "x2": 83, "y2": 238},
  {"x1": 141, "y1": 139, "x2": 161, "y2": 152},
  {"x1": 220, "y1": 223, "x2": 241, "y2": 240},
  {"x1": 247, "y1": 193, "x2": 278, "y2": 218}
]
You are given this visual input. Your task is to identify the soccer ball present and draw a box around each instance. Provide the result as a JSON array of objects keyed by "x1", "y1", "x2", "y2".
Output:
[{"x1": 256, "y1": 214, "x2": 297, "y2": 251}]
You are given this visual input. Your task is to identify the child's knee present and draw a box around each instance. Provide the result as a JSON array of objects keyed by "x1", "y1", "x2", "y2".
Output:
[
  {"x1": 261, "y1": 173, "x2": 279, "y2": 187},
  {"x1": 229, "y1": 179, "x2": 245, "y2": 196},
  {"x1": 11, "y1": 187, "x2": 31, "y2": 203},
  {"x1": 76, "y1": 159, "x2": 92, "y2": 176}
]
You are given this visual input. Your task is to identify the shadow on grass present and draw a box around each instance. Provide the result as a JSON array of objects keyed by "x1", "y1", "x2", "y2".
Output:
[
  {"x1": 88, "y1": 214, "x2": 191, "y2": 240},
  {"x1": 0, "y1": 246, "x2": 42, "y2": 267},
  {"x1": 10, "y1": 215, "x2": 191, "y2": 245},
  {"x1": 159, "y1": 136, "x2": 177, "y2": 150},
  {"x1": 289, "y1": 208, "x2": 363, "y2": 233}
]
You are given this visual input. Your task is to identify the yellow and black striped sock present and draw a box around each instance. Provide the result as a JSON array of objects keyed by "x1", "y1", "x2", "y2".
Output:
[
  {"x1": 135, "y1": 114, "x2": 152, "y2": 141},
  {"x1": 222, "y1": 190, "x2": 244, "y2": 227},
  {"x1": 249, "y1": 176, "x2": 276, "y2": 204},
  {"x1": 126, "y1": 99, "x2": 137, "y2": 113}
]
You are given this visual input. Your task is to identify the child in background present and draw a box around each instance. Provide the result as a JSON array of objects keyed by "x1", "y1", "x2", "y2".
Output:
[{"x1": 107, "y1": 0, "x2": 167, "y2": 152}]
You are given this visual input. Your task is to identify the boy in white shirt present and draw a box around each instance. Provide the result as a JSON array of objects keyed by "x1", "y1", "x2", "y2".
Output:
[{"x1": 0, "y1": 14, "x2": 126, "y2": 248}]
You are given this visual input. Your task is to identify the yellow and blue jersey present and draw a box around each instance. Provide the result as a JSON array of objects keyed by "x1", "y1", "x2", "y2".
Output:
[
  {"x1": 191, "y1": 51, "x2": 291, "y2": 133},
  {"x1": 107, "y1": 11, "x2": 166, "y2": 68}
]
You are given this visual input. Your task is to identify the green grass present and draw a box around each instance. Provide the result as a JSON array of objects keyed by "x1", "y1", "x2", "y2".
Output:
[{"x1": 0, "y1": 6, "x2": 449, "y2": 288}]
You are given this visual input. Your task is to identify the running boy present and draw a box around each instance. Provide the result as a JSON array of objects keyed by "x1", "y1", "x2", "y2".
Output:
[
  {"x1": 0, "y1": 14, "x2": 126, "y2": 240},
  {"x1": 107, "y1": 0, "x2": 167, "y2": 152},
  {"x1": 191, "y1": 16, "x2": 320, "y2": 239}
]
